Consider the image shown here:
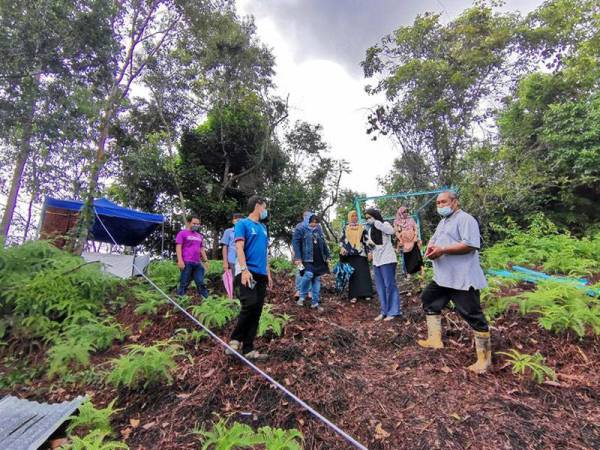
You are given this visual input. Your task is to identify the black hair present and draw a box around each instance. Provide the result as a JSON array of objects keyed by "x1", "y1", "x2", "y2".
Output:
[
  {"x1": 232, "y1": 212, "x2": 244, "y2": 220},
  {"x1": 247, "y1": 195, "x2": 266, "y2": 213},
  {"x1": 186, "y1": 214, "x2": 200, "y2": 223},
  {"x1": 309, "y1": 214, "x2": 320, "y2": 223}
]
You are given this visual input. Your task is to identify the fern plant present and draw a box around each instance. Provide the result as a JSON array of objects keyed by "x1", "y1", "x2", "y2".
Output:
[
  {"x1": 190, "y1": 296, "x2": 240, "y2": 329},
  {"x1": 257, "y1": 426, "x2": 304, "y2": 450},
  {"x1": 483, "y1": 215, "x2": 600, "y2": 276},
  {"x1": 508, "y1": 281, "x2": 600, "y2": 337},
  {"x1": 61, "y1": 430, "x2": 128, "y2": 450},
  {"x1": 498, "y1": 349, "x2": 557, "y2": 384},
  {"x1": 133, "y1": 288, "x2": 165, "y2": 316},
  {"x1": 269, "y1": 257, "x2": 294, "y2": 274},
  {"x1": 196, "y1": 420, "x2": 261, "y2": 449},
  {"x1": 105, "y1": 342, "x2": 188, "y2": 389},
  {"x1": 173, "y1": 328, "x2": 208, "y2": 345},
  {"x1": 258, "y1": 305, "x2": 291, "y2": 337},
  {"x1": 63, "y1": 317, "x2": 126, "y2": 352},
  {"x1": 66, "y1": 398, "x2": 121, "y2": 434},
  {"x1": 47, "y1": 338, "x2": 95, "y2": 378},
  {"x1": 146, "y1": 260, "x2": 180, "y2": 291},
  {"x1": 194, "y1": 419, "x2": 303, "y2": 450}
]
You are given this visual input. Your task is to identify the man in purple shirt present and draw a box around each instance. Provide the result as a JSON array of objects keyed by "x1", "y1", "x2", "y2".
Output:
[{"x1": 176, "y1": 215, "x2": 209, "y2": 298}]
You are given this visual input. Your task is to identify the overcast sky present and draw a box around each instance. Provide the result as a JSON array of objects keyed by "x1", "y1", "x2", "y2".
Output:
[{"x1": 237, "y1": 0, "x2": 545, "y2": 195}]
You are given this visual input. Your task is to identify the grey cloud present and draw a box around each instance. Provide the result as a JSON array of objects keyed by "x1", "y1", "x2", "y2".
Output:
[{"x1": 244, "y1": 0, "x2": 544, "y2": 77}]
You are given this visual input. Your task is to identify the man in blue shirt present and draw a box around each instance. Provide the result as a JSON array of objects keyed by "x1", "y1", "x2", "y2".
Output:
[
  {"x1": 227, "y1": 195, "x2": 272, "y2": 360},
  {"x1": 220, "y1": 213, "x2": 244, "y2": 272}
]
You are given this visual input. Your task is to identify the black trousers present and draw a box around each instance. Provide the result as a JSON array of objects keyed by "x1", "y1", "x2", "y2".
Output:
[
  {"x1": 231, "y1": 272, "x2": 268, "y2": 353},
  {"x1": 421, "y1": 281, "x2": 489, "y2": 332}
]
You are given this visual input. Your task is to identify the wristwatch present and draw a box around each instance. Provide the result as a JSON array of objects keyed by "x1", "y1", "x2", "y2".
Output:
[{"x1": 240, "y1": 266, "x2": 249, "y2": 272}]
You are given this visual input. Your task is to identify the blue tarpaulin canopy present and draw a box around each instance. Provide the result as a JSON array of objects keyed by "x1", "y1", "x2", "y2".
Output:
[{"x1": 43, "y1": 197, "x2": 164, "y2": 247}]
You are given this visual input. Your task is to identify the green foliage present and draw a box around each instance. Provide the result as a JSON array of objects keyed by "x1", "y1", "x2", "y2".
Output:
[
  {"x1": 173, "y1": 328, "x2": 208, "y2": 345},
  {"x1": 61, "y1": 430, "x2": 129, "y2": 450},
  {"x1": 498, "y1": 349, "x2": 556, "y2": 384},
  {"x1": 480, "y1": 277, "x2": 519, "y2": 321},
  {"x1": 47, "y1": 338, "x2": 95, "y2": 379},
  {"x1": 483, "y1": 215, "x2": 600, "y2": 276},
  {"x1": 63, "y1": 317, "x2": 126, "y2": 352},
  {"x1": 509, "y1": 281, "x2": 600, "y2": 337},
  {"x1": 190, "y1": 296, "x2": 240, "y2": 329},
  {"x1": 146, "y1": 260, "x2": 180, "y2": 292},
  {"x1": 195, "y1": 418, "x2": 303, "y2": 450},
  {"x1": 2, "y1": 243, "x2": 118, "y2": 320},
  {"x1": 205, "y1": 260, "x2": 224, "y2": 281},
  {"x1": 269, "y1": 257, "x2": 294, "y2": 274},
  {"x1": 133, "y1": 288, "x2": 165, "y2": 316},
  {"x1": 258, "y1": 304, "x2": 291, "y2": 337},
  {"x1": 105, "y1": 343, "x2": 187, "y2": 389},
  {"x1": 0, "y1": 356, "x2": 45, "y2": 389},
  {"x1": 66, "y1": 398, "x2": 121, "y2": 435}
]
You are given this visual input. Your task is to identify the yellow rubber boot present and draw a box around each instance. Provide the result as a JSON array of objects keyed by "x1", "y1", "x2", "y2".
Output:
[
  {"x1": 417, "y1": 315, "x2": 444, "y2": 349},
  {"x1": 467, "y1": 330, "x2": 492, "y2": 374}
]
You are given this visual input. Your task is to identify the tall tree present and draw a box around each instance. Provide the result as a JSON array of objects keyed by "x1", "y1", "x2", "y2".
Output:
[
  {"x1": 0, "y1": 0, "x2": 116, "y2": 239},
  {"x1": 362, "y1": 3, "x2": 521, "y2": 186}
]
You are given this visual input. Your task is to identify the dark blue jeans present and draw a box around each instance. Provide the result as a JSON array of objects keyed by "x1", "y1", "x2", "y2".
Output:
[{"x1": 177, "y1": 262, "x2": 208, "y2": 298}]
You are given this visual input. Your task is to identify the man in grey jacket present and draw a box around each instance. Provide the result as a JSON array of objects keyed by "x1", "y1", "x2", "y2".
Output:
[{"x1": 419, "y1": 191, "x2": 491, "y2": 374}]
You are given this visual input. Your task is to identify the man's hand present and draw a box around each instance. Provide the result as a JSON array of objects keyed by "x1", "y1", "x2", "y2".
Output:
[
  {"x1": 340, "y1": 247, "x2": 347, "y2": 256},
  {"x1": 294, "y1": 260, "x2": 303, "y2": 268},
  {"x1": 241, "y1": 270, "x2": 252, "y2": 287},
  {"x1": 177, "y1": 260, "x2": 185, "y2": 270},
  {"x1": 425, "y1": 245, "x2": 445, "y2": 260},
  {"x1": 268, "y1": 273, "x2": 273, "y2": 289},
  {"x1": 223, "y1": 262, "x2": 229, "y2": 273},
  {"x1": 368, "y1": 253, "x2": 373, "y2": 262}
]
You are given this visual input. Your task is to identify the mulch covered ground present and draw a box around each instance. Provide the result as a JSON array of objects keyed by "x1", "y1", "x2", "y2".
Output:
[{"x1": 3, "y1": 272, "x2": 600, "y2": 449}]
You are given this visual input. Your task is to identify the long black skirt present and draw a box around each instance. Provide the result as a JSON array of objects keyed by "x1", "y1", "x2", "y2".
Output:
[{"x1": 345, "y1": 255, "x2": 373, "y2": 299}]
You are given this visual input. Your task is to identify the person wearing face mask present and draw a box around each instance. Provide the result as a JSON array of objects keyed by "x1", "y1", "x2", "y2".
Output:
[
  {"x1": 220, "y1": 212, "x2": 245, "y2": 273},
  {"x1": 176, "y1": 214, "x2": 209, "y2": 298},
  {"x1": 420, "y1": 190, "x2": 491, "y2": 374},
  {"x1": 394, "y1": 206, "x2": 423, "y2": 276},
  {"x1": 365, "y1": 208, "x2": 401, "y2": 321},
  {"x1": 340, "y1": 210, "x2": 373, "y2": 303},
  {"x1": 227, "y1": 195, "x2": 273, "y2": 360},
  {"x1": 293, "y1": 210, "x2": 314, "y2": 303},
  {"x1": 292, "y1": 212, "x2": 331, "y2": 312}
]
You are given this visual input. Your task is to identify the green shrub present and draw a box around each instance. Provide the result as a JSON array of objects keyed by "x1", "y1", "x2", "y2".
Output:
[
  {"x1": 66, "y1": 398, "x2": 121, "y2": 435},
  {"x1": 146, "y1": 260, "x2": 180, "y2": 292},
  {"x1": 61, "y1": 430, "x2": 128, "y2": 450},
  {"x1": 133, "y1": 288, "x2": 165, "y2": 316},
  {"x1": 483, "y1": 215, "x2": 600, "y2": 276},
  {"x1": 195, "y1": 418, "x2": 303, "y2": 450},
  {"x1": 105, "y1": 343, "x2": 187, "y2": 389},
  {"x1": 269, "y1": 257, "x2": 294, "y2": 274},
  {"x1": 480, "y1": 278, "x2": 519, "y2": 321},
  {"x1": 258, "y1": 304, "x2": 291, "y2": 337},
  {"x1": 509, "y1": 281, "x2": 600, "y2": 337},
  {"x1": 173, "y1": 328, "x2": 208, "y2": 345},
  {"x1": 4, "y1": 255, "x2": 118, "y2": 319},
  {"x1": 47, "y1": 338, "x2": 95, "y2": 379},
  {"x1": 498, "y1": 349, "x2": 556, "y2": 384},
  {"x1": 205, "y1": 260, "x2": 223, "y2": 281},
  {"x1": 63, "y1": 317, "x2": 126, "y2": 352},
  {"x1": 189, "y1": 296, "x2": 240, "y2": 329}
]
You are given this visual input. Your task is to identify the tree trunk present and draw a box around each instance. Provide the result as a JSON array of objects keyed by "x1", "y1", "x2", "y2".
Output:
[{"x1": 0, "y1": 73, "x2": 40, "y2": 240}]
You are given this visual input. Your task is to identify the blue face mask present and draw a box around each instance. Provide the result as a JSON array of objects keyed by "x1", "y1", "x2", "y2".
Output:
[
  {"x1": 437, "y1": 206, "x2": 453, "y2": 217},
  {"x1": 260, "y1": 209, "x2": 268, "y2": 220}
]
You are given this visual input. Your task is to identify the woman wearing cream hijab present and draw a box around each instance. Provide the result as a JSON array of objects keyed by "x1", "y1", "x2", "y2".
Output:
[{"x1": 340, "y1": 210, "x2": 373, "y2": 303}]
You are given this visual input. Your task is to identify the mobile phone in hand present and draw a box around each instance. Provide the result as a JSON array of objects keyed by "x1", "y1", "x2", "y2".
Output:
[{"x1": 248, "y1": 277, "x2": 257, "y2": 289}]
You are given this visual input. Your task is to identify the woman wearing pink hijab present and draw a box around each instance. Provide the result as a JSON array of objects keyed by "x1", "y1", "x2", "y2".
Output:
[{"x1": 394, "y1": 206, "x2": 423, "y2": 275}]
